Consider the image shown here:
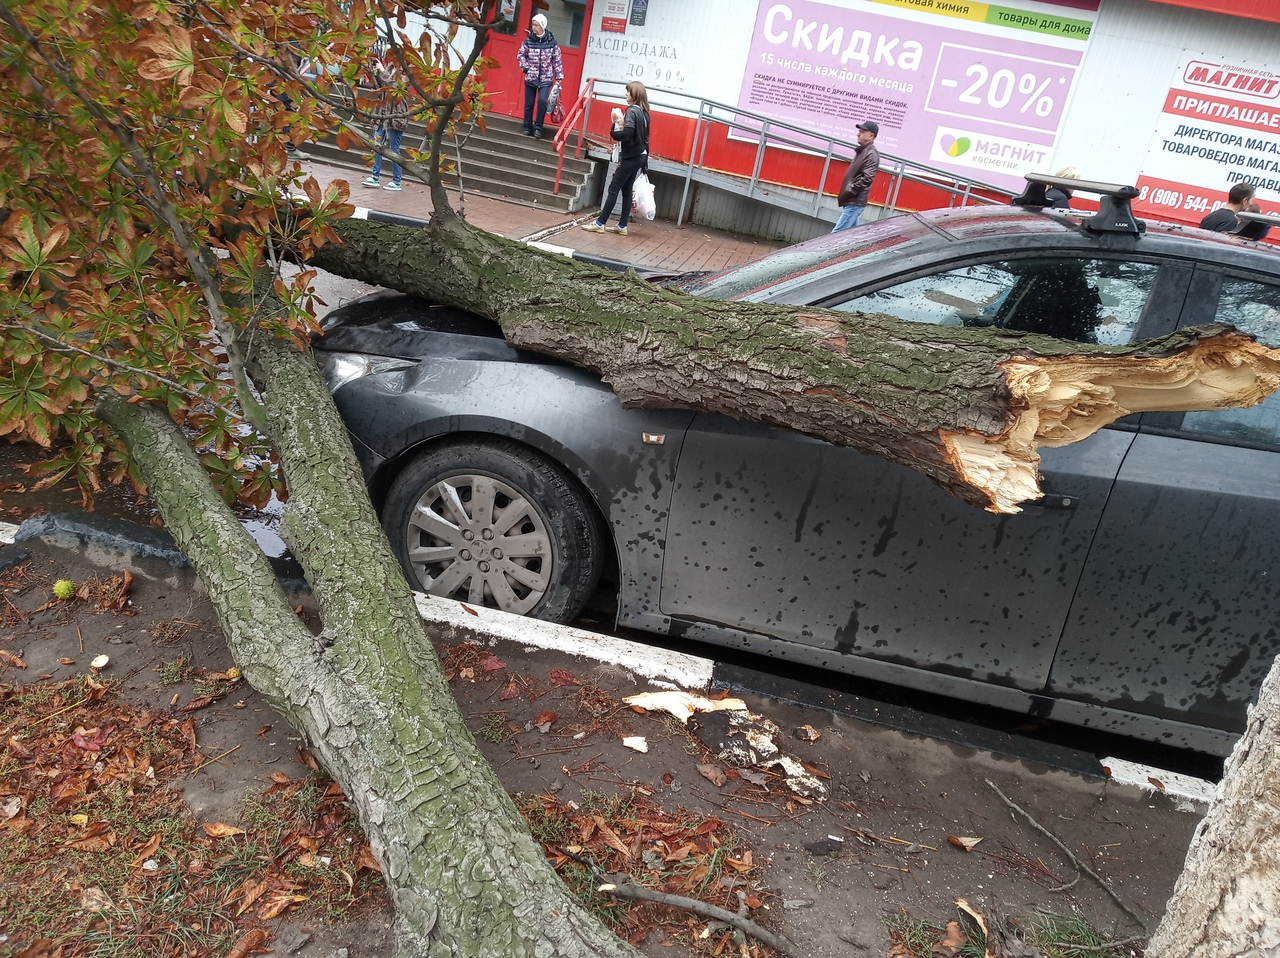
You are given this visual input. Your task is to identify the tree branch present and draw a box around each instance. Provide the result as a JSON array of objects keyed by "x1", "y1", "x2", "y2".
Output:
[
  {"x1": 985, "y1": 779, "x2": 1145, "y2": 928},
  {"x1": 0, "y1": 320, "x2": 242, "y2": 423},
  {"x1": 0, "y1": 0, "x2": 269, "y2": 434},
  {"x1": 598, "y1": 882, "x2": 802, "y2": 957}
]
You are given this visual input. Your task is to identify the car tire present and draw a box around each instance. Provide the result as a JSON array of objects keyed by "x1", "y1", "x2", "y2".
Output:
[{"x1": 382, "y1": 439, "x2": 604, "y2": 623}]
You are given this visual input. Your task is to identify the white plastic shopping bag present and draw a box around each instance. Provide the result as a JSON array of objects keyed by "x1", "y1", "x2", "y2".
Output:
[{"x1": 632, "y1": 172, "x2": 656, "y2": 221}]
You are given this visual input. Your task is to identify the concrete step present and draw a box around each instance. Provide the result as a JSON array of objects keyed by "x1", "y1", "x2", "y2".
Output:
[
  {"x1": 303, "y1": 115, "x2": 601, "y2": 213},
  {"x1": 452, "y1": 136, "x2": 594, "y2": 174}
]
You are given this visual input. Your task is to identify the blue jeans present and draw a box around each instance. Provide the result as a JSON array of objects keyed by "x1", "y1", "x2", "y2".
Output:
[
  {"x1": 524, "y1": 82, "x2": 552, "y2": 133},
  {"x1": 832, "y1": 204, "x2": 865, "y2": 232},
  {"x1": 371, "y1": 128, "x2": 403, "y2": 185}
]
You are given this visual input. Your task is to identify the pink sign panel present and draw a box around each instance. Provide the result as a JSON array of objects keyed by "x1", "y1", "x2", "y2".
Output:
[{"x1": 735, "y1": 1, "x2": 1087, "y2": 190}]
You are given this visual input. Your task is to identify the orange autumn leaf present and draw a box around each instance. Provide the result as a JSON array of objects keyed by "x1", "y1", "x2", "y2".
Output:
[
  {"x1": 592, "y1": 815, "x2": 631, "y2": 859},
  {"x1": 357, "y1": 845, "x2": 382, "y2": 872},
  {"x1": 224, "y1": 929, "x2": 269, "y2": 958},
  {"x1": 231, "y1": 877, "x2": 268, "y2": 916},
  {"x1": 256, "y1": 893, "x2": 307, "y2": 920},
  {"x1": 203, "y1": 822, "x2": 246, "y2": 839}
]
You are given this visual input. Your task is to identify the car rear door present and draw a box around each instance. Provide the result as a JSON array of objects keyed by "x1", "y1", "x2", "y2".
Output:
[
  {"x1": 1048, "y1": 268, "x2": 1280, "y2": 732},
  {"x1": 660, "y1": 253, "x2": 1174, "y2": 692}
]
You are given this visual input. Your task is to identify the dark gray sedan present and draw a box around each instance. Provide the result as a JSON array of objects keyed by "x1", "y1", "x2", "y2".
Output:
[{"x1": 317, "y1": 200, "x2": 1280, "y2": 756}]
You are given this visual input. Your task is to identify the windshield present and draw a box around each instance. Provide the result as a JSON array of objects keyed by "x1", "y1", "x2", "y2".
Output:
[{"x1": 682, "y1": 215, "x2": 937, "y2": 303}]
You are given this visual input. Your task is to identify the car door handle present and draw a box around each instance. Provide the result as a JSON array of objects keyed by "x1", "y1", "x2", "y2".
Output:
[{"x1": 1032, "y1": 492, "x2": 1081, "y2": 509}]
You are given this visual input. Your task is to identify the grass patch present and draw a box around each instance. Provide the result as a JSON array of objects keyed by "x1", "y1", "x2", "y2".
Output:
[
  {"x1": 158, "y1": 656, "x2": 193, "y2": 685},
  {"x1": 882, "y1": 906, "x2": 1143, "y2": 958}
]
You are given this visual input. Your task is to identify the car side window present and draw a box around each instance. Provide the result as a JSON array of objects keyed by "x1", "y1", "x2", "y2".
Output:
[
  {"x1": 1180, "y1": 278, "x2": 1280, "y2": 446},
  {"x1": 831, "y1": 258, "x2": 1160, "y2": 345}
]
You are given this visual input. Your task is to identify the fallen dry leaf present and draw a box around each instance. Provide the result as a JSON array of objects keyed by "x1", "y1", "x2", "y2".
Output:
[
  {"x1": 58, "y1": 657, "x2": 75, "y2": 665},
  {"x1": 460, "y1": 603, "x2": 479, "y2": 616},
  {"x1": 0, "y1": 650, "x2": 27, "y2": 669},
  {"x1": 224, "y1": 929, "x2": 269, "y2": 958},
  {"x1": 478, "y1": 653, "x2": 505, "y2": 672},
  {"x1": 533, "y1": 710, "x2": 557, "y2": 728},
  {"x1": 180, "y1": 695, "x2": 216, "y2": 712},
  {"x1": 77, "y1": 886, "x2": 113, "y2": 913},
  {"x1": 499, "y1": 675, "x2": 520, "y2": 700},
  {"x1": 203, "y1": 822, "x2": 246, "y2": 839},
  {"x1": 795, "y1": 724, "x2": 821, "y2": 743},
  {"x1": 1148, "y1": 776, "x2": 1167, "y2": 793},
  {"x1": 231, "y1": 877, "x2": 268, "y2": 916},
  {"x1": 948, "y1": 835, "x2": 983, "y2": 852},
  {"x1": 697, "y1": 764, "x2": 727, "y2": 787},
  {"x1": 936, "y1": 920, "x2": 968, "y2": 958},
  {"x1": 256, "y1": 892, "x2": 307, "y2": 920},
  {"x1": 357, "y1": 844, "x2": 382, "y2": 872},
  {"x1": 131, "y1": 832, "x2": 162, "y2": 866},
  {"x1": 592, "y1": 815, "x2": 632, "y2": 858},
  {"x1": 548, "y1": 668, "x2": 580, "y2": 686}
]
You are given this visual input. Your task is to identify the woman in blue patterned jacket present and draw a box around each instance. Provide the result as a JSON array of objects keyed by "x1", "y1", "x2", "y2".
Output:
[{"x1": 517, "y1": 14, "x2": 564, "y2": 138}]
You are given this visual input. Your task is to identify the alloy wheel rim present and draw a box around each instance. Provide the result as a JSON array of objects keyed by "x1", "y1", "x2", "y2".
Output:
[{"x1": 406, "y1": 473, "x2": 553, "y2": 614}]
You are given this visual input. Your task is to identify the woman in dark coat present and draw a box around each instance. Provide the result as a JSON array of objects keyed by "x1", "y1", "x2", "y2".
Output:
[
  {"x1": 581, "y1": 81, "x2": 651, "y2": 236},
  {"x1": 517, "y1": 14, "x2": 564, "y2": 138}
]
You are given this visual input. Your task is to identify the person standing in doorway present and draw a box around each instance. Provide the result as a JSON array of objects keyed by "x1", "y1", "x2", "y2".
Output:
[
  {"x1": 832, "y1": 120, "x2": 880, "y2": 232},
  {"x1": 581, "y1": 81, "x2": 651, "y2": 237},
  {"x1": 518, "y1": 14, "x2": 564, "y2": 138},
  {"x1": 1199, "y1": 181, "x2": 1255, "y2": 232},
  {"x1": 362, "y1": 55, "x2": 408, "y2": 191}
]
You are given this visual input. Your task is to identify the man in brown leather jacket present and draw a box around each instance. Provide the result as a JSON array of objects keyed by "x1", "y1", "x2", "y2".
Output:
[{"x1": 833, "y1": 120, "x2": 881, "y2": 232}]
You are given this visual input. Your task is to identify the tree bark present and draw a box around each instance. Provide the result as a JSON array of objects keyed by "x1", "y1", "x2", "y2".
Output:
[
  {"x1": 309, "y1": 215, "x2": 1280, "y2": 513},
  {"x1": 96, "y1": 339, "x2": 643, "y2": 958},
  {"x1": 1145, "y1": 653, "x2": 1280, "y2": 958}
]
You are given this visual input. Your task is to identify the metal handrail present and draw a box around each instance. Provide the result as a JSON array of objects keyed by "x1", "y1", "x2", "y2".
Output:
[
  {"x1": 553, "y1": 77, "x2": 1017, "y2": 220},
  {"x1": 551, "y1": 78, "x2": 596, "y2": 195}
]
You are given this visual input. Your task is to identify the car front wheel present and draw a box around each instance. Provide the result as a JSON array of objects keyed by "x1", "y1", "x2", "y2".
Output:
[{"x1": 382, "y1": 439, "x2": 604, "y2": 623}]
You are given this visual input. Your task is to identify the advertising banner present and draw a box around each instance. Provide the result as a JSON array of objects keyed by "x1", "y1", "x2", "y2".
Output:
[
  {"x1": 1133, "y1": 53, "x2": 1280, "y2": 223},
  {"x1": 734, "y1": 0, "x2": 1097, "y2": 191}
]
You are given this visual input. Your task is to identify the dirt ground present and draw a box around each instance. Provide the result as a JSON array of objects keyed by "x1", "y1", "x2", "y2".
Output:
[{"x1": 0, "y1": 517, "x2": 1208, "y2": 958}]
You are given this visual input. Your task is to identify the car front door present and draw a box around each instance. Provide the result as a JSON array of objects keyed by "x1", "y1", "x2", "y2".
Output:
[
  {"x1": 1048, "y1": 269, "x2": 1280, "y2": 732},
  {"x1": 660, "y1": 255, "x2": 1169, "y2": 692}
]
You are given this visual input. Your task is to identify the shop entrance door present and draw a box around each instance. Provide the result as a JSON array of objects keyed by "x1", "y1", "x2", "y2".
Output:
[{"x1": 482, "y1": 1, "x2": 594, "y2": 121}]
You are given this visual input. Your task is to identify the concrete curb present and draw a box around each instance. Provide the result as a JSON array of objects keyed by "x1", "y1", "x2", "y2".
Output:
[
  {"x1": 350, "y1": 206, "x2": 433, "y2": 230},
  {"x1": 0, "y1": 513, "x2": 1218, "y2": 801}
]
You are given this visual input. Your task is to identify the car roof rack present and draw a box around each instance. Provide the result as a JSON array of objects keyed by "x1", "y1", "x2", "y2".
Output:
[
  {"x1": 1012, "y1": 173, "x2": 1144, "y2": 236},
  {"x1": 1236, "y1": 211, "x2": 1280, "y2": 226},
  {"x1": 1234, "y1": 210, "x2": 1280, "y2": 241}
]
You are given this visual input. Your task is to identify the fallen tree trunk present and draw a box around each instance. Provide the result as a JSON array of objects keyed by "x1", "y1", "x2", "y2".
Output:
[
  {"x1": 310, "y1": 215, "x2": 1280, "y2": 513},
  {"x1": 96, "y1": 337, "x2": 645, "y2": 958}
]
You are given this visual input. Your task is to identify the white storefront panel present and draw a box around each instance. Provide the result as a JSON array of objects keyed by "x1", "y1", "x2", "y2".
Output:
[{"x1": 1047, "y1": 0, "x2": 1280, "y2": 218}]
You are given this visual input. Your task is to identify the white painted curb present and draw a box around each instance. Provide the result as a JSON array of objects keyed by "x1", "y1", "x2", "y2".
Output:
[
  {"x1": 1101, "y1": 756, "x2": 1218, "y2": 807},
  {"x1": 413, "y1": 592, "x2": 714, "y2": 692}
]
